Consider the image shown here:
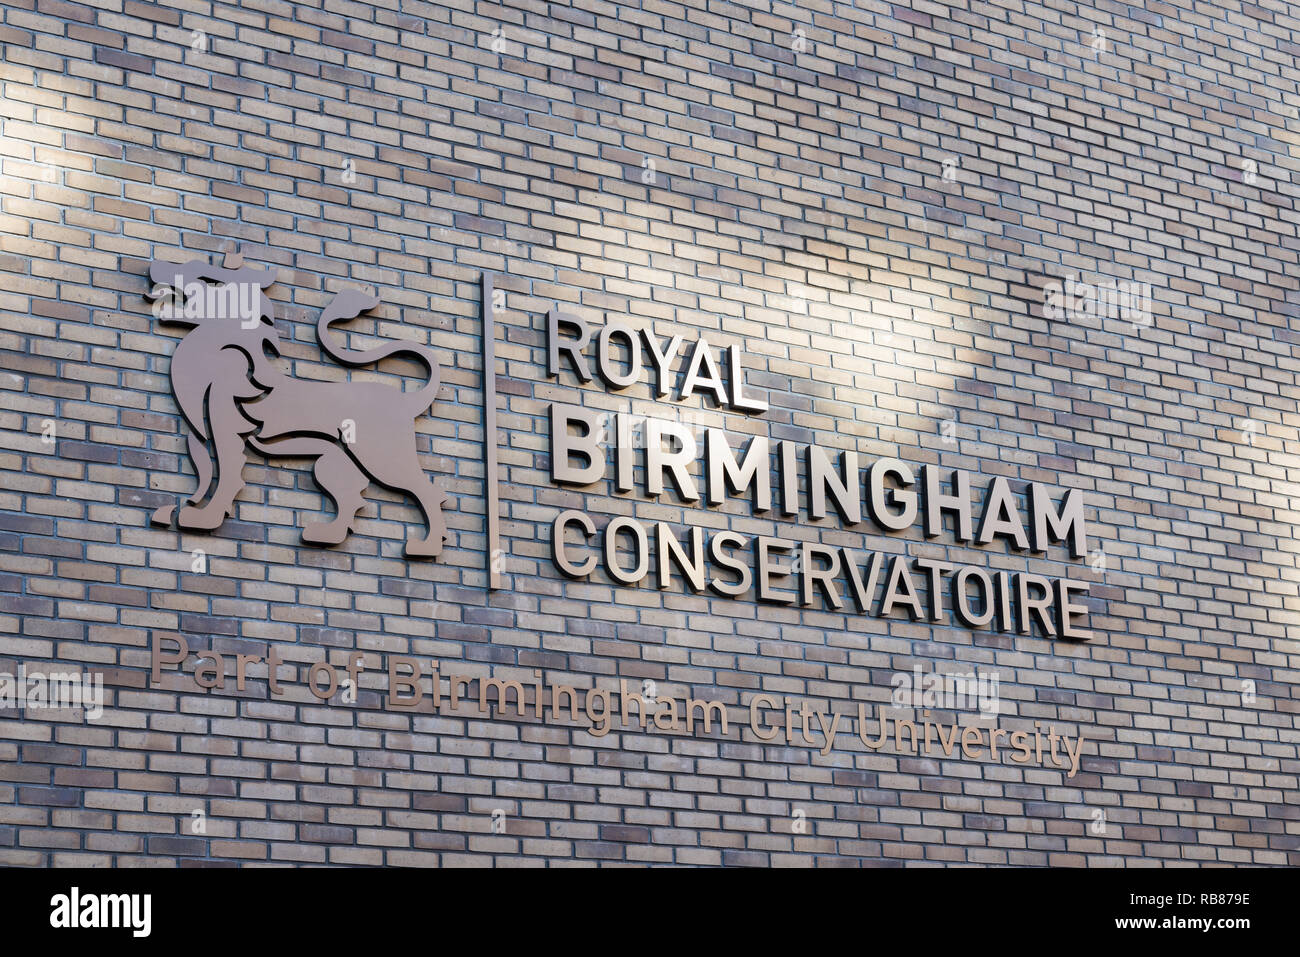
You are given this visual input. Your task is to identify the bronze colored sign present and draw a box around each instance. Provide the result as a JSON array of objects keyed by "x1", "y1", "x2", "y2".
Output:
[
  {"x1": 142, "y1": 257, "x2": 1094, "y2": 640},
  {"x1": 146, "y1": 251, "x2": 449, "y2": 558},
  {"x1": 542, "y1": 307, "x2": 1095, "y2": 639}
]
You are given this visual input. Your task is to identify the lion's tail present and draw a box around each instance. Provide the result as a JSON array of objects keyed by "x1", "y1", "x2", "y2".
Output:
[{"x1": 317, "y1": 289, "x2": 442, "y2": 412}]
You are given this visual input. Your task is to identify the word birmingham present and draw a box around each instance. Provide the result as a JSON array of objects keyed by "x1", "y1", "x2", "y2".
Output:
[
  {"x1": 545, "y1": 310, "x2": 1092, "y2": 639},
  {"x1": 50, "y1": 888, "x2": 151, "y2": 938}
]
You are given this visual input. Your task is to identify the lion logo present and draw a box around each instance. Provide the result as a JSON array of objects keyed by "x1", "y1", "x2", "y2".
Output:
[{"x1": 145, "y1": 251, "x2": 449, "y2": 559}]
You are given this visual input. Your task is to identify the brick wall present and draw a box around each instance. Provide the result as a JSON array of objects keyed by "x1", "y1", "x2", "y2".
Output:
[{"x1": 1, "y1": 0, "x2": 1297, "y2": 865}]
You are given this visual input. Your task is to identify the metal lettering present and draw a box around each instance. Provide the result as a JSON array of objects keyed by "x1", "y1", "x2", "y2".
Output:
[
  {"x1": 976, "y1": 476, "x2": 1028, "y2": 549},
  {"x1": 596, "y1": 320, "x2": 642, "y2": 389},
  {"x1": 552, "y1": 510, "x2": 596, "y2": 579},
  {"x1": 549, "y1": 403, "x2": 604, "y2": 486},
  {"x1": 728, "y1": 344, "x2": 768, "y2": 413},
  {"x1": 547, "y1": 307, "x2": 592, "y2": 381},
  {"x1": 656, "y1": 522, "x2": 706, "y2": 591},
  {"x1": 708, "y1": 531, "x2": 751, "y2": 597},
  {"x1": 755, "y1": 536, "x2": 796, "y2": 604},
  {"x1": 706, "y1": 430, "x2": 771, "y2": 512},
  {"x1": 679, "y1": 337, "x2": 727, "y2": 405},
  {"x1": 646, "y1": 417, "x2": 699, "y2": 501},
  {"x1": 605, "y1": 516, "x2": 649, "y2": 584},
  {"x1": 641, "y1": 328, "x2": 685, "y2": 399},
  {"x1": 866, "y1": 458, "x2": 916, "y2": 531},
  {"x1": 808, "y1": 445, "x2": 861, "y2": 525},
  {"x1": 923, "y1": 465, "x2": 973, "y2": 542},
  {"x1": 1029, "y1": 483, "x2": 1088, "y2": 558}
]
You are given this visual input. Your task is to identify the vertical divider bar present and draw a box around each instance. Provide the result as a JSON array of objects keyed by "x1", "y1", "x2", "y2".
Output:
[{"x1": 481, "y1": 272, "x2": 502, "y2": 590}]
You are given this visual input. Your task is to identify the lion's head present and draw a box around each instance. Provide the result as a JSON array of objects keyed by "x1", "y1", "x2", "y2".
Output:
[{"x1": 146, "y1": 250, "x2": 279, "y2": 344}]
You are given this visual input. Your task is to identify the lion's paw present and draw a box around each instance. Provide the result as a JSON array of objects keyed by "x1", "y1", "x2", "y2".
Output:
[
  {"x1": 303, "y1": 520, "x2": 350, "y2": 546},
  {"x1": 404, "y1": 536, "x2": 446, "y2": 559},
  {"x1": 177, "y1": 505, "x2": 228, "y2": 531}
]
